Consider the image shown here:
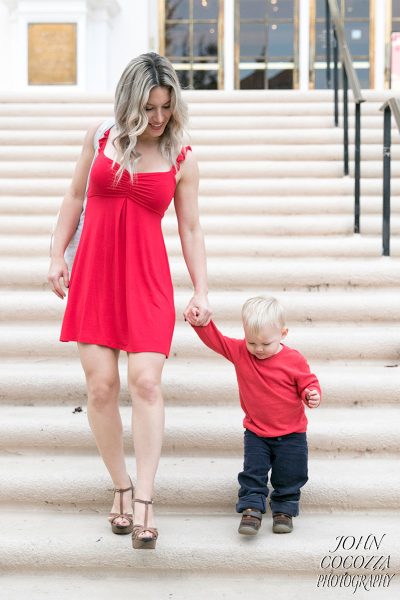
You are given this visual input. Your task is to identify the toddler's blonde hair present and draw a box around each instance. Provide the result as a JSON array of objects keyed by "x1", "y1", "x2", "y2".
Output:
[{"x1": 242, "y1": 296, "x2": 286, "y2": 333}]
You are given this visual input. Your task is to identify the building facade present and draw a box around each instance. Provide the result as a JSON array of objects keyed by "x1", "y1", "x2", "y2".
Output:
[{"x1": 0, "y1": 0, "x2": 399, "y2": 92}]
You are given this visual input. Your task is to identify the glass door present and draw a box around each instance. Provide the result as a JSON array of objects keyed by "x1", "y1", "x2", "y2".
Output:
[
  {"x1": 234, "y1": 0, "x2": 299, "y2": 89},
  {"x1": 310, "y1": 0, "x2": 375, "y2": 89},
  {"x1": 159, "y1": 0, "x2": 224, "y2": 89}
]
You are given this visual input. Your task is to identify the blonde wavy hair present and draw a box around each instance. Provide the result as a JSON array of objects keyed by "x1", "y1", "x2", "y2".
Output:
[
  {"x1": 242, "y1": 296, "x2": 286, "y2": 333},
  {"x1": 112, "y1": 52, "x2": 188, "y2": 181}
]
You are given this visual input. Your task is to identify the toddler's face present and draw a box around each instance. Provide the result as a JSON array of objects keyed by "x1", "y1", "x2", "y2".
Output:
[{"x1": 244, "y1": 323, "x2": 288, "y2": 360}]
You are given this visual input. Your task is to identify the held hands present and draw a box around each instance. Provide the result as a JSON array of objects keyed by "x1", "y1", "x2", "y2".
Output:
[
  {"x1": 183, "y1": 293, "x2": 212, "y2": 326},
  {"x1": 48, "y1": 257, "x2": 70, "y2": 299},
  {"x1": 304, "y1": 388, "x2": 321, "y2": 409}
]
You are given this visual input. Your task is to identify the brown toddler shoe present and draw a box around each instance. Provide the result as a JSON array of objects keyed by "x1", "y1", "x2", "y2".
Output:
[
  {"x1": 238, "y1": 508, "x2": 262, "y2": 535},
  {"x1": 272, "y1": 513, "x2": 293, "y2": 533}
]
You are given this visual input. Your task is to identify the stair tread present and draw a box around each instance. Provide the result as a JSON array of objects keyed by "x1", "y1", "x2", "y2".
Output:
[
  {"x1": 0, "y1": 405, "x2": 398, "y2": 454},
  {"x1": 0, "y1": 454, "x2": 399, "y2": 511},
  {"x1": 1, "y1": 509, "x2": 399, "y2": 575}
]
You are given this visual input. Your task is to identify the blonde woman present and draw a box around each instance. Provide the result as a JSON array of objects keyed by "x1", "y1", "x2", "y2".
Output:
[{"x1": 48, "y1": 53, "x2": 211, "y2": 549}]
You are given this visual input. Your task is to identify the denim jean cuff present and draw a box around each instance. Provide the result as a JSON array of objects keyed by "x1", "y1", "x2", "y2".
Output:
[
  {"x1": 269, "y1": 499, "x2": 299, "y2": 517},
  {"x1": 236, "y1": 494, "x2": 266, "y2": 514}
]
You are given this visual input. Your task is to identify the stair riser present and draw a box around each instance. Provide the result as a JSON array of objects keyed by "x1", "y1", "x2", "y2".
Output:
[
  {"x1": 2, "y1": 290, "x2": 400, "y2": 322},
  {"x1": 0, "y1": 259, "x2": 400, "y2": 294},
  {"x1": 1, "y1": 365, "x2": 398, "y2": 407},
  {"x1": 1, "y1": 196, "x2": 399, "y2": 216},
  {"x1": 3, "y1": 236, "x2": 400, "y2": 258},
  {"x1": 1, "y1": 178, "x2": 399, "y2": 196},
  {"x1": 2, "y1": 215, "x2": 400, "y2": 236},
  {"x1": 1, "y1": 145, "x2": 399, "y2": 162},
  {"x1": 2, "y1": 336, "x2": 397, "y2": 361}
]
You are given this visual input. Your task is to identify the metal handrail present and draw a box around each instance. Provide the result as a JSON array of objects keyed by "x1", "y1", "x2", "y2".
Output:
[
  {"x1": 379, "y1": 97, "x2": 400, "y2": 256},
  {"x1": 326, "y1": 0, "x2": 366, "y2": 234}
]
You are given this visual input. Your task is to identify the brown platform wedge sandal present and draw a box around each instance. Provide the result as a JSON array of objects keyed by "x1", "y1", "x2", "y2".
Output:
[
  {"x1": 132, "y1": 498, "x2": 158, "y2": 550},
  {"x1": 108, "y1": 476, "x2": 134, "y2": 535}
]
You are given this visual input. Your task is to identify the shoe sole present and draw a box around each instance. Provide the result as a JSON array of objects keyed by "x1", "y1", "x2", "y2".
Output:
[
  {"x1": 112, "y1": 524, "x2": 133, "y2": 535},
  {"x1": 238, "y1": 525, "x2": 260, "y2": 536},
  {"x1": 132, "y1": 538, "x2": 157, "y2": 549},
  {"x1": 273, "y1": 525, "x2": 293, "y2": 534}
]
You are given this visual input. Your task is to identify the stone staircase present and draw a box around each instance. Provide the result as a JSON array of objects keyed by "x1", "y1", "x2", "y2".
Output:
[{"x1": 1, "y1": 90, "x2": 400, "y2": 599}]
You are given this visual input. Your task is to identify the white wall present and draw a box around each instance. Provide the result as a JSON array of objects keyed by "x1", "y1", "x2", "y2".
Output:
[
  {"x1": 107, "y1": 0, "x2": 151, "y2": 90},
  {"x1": 0, "y1": 3, "x2": 12, "y2": 91}
]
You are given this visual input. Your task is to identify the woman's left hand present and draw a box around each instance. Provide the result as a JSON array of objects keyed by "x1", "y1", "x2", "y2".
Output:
[{"x1": 183, "y1": 293, "x2": 212, "y2": 326}]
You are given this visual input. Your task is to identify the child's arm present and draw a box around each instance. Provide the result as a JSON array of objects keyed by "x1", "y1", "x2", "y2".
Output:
[
  {"x1": 294, "y1": 354, "x2": 322, "y2": 409},
  {"x1": 191, "y1": 320, "x2": 240, "y2": 363}
]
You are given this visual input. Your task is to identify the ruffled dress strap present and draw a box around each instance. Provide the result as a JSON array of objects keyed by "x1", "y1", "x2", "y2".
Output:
[{"x1": 174, "y1": 145, "x2": 192, "y2": 173}]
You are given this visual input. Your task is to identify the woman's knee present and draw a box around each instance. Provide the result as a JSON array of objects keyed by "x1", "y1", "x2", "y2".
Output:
[
  {"x1": 87, "y1": 378, "x2": 119, "y2": 411},
  {"x1": 128, "y1": 374, "x2": 161, "y2": 405}
]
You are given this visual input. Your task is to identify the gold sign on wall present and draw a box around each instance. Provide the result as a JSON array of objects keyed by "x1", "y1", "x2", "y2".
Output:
[{"x1": 28, "y1": 23, "x2": 77, "y2": 85}]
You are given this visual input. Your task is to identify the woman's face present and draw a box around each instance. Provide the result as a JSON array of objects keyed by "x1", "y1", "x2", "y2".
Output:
[{"x1": 142, "y1": 86, "x2": 172, "y2": 140}]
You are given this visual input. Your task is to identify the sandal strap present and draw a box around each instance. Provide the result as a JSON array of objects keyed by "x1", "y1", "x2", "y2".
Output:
[
  {"x1": 109, "y1": 512, "x2": 133, "y2": 525},
  {"x1": 113, "y1": 476, "x2": 134, "y2": 516},
  {"x1": 242, "y1": 509, "x2": 262, "y2": 520},
  {"x1": 133, "y1": 498, "x2": 154, "y2": 529}
]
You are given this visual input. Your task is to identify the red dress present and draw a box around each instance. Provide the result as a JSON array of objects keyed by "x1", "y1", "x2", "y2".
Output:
[{"x1": 60, "y1": 128, "x2": 191, "y2": 356}]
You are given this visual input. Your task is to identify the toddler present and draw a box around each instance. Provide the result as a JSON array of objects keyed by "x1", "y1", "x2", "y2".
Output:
[{"x1": 190, "y1": 296, "x2": 321, "y2": 535}]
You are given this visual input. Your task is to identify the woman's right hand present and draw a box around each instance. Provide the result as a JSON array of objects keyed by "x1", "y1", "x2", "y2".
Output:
[{"x1": 48, "y1": 257, "x2": 70, "y2": 299}]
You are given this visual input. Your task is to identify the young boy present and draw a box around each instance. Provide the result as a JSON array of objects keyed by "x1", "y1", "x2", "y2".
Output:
[{"x1": 190, "y1": 296, "x2": 321, "y2": 536}]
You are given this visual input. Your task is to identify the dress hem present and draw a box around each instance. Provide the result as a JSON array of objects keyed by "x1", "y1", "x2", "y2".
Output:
[{"x1": 60, "y1": 337, "x2": 169, "y2": 358}]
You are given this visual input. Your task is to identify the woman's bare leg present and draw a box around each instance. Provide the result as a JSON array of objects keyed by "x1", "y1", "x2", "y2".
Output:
[
  {"x1": 78, "y1": 343, "x2": 132, "y2": 525},
  {"x1": 127, "y1": 352, "x2": 166, "y2": 537}
]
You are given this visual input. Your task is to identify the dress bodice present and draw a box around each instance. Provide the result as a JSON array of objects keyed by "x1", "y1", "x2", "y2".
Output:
[{"x1": 87, "y1": 128, "x2": 191, "y2": 218}]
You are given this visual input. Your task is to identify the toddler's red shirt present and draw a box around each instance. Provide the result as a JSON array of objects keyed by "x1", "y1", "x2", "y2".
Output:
[{"x1": 192, "y1": 320, "x2": 321, "y2": 437}]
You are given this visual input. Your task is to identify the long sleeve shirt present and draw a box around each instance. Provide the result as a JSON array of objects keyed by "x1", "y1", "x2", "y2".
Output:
[{"x1": 192, "y1": 320, "x2": 321, "y2": 437}]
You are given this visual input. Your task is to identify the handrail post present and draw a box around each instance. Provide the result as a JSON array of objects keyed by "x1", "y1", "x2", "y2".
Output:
[
  {"x1": 326, "y1": 0, "x2": 331, "y2": 88},
  {"x1": 354, "y1": 102, "x2": 361, "y2": 233},
  {"x1": 343, "y1": 66, "x2": 349, "y2": 175},
  {"x1": 333, "y1": 29, "x2": 339, "y2": 126},
  {"x1": 383, "y1": 106, "x2": 391, "y2": 256}
]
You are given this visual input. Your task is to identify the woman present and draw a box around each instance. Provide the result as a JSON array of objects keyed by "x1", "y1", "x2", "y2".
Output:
[{"x1": 48, "y1": 53, "x2": 211, "y2": 550}]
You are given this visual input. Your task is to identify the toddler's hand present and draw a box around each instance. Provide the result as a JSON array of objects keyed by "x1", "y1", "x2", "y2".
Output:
[{"x1": 304, "y1": 388, "x2": 321, "y2": 408}]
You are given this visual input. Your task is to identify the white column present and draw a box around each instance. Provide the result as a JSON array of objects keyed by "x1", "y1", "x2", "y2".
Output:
[
  {"x1": 224, "y1": 0, "x2": 235, "y2": 90},
  {"x1": 374, "y1": 0, "x2": 386, "y2": 90},
  {"x1": 299, "y1": 0, "x2": 310, "y2": 90}
]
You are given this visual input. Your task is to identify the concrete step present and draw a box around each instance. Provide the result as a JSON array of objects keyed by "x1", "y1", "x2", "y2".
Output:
[
  {"x1": 0, "y1": 160, "x2": 346, "y2": 179},
  {"x1": 0, "y1": 128, "x2": 397, "y2": 146},
  {"x1": 1, "y1": 195, "x2": 399, "y2": 216},
  {"x1": 1, "y1": 322, "x2": 400, "y2": 361},
  {"x1": 2, "y1": 289, "x2": 400, "y2": 323},
  {"x1": 0, "y1": 100, "x2": 389, "y2": 117},
  {"x1": 0, "y1": 115, "x2": 339, "y2": 132},
  {"x1": 6, "y1": 571, "x2": 399, "y2": 600},
  {"x1": 2, "y1": 256, "x2": 400, "y2": 289},
  {"x1": 0, "y1": 89, "x2": 392, "y2": 103},
  {"x1": 0, "y1": 358, "x2": 398, "y2": 407},
  {"x1": 0, "y1": 405, "x2": 398, "y2": 456},
  {"x1": 1, "y1": 511, "x2": 399, "y2": 583},
  {"x1": 8, "y1": 568, "x2": 400, "y2": 600},
  {"x1": 2, "y1": 233, "x2": 400, "y2": 258},
  {"x1": 0, "y1": 114, "x2": 397, "y2": 131},
  {"x1": 0, "y1": 453, "x2": 399, "y2": 511},
  {"x1": 3, "y1": 213, "x2": 400, "y2": 237},
  {"x1": 1, "y1": 160, "x2": 398, "y2": 180},
  {"x1": 1, "y1": 143, "x2": 398, "y2": 162},
  {"x1": 2, "y1": 177, "x2": 398, "y2": 196}
]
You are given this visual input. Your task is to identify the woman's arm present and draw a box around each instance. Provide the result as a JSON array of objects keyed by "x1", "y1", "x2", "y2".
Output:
[
  {"x1": 174, "y1": 150, "x2": 212, "y2": 325},
  {"x1": 48, "y1": 122, "x2": 100, "y2": 299}
]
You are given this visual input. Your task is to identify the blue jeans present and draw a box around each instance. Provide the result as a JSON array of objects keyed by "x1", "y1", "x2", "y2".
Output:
[{"x1": 236, "y1": 429, "x2": 308, "y2": 517}]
